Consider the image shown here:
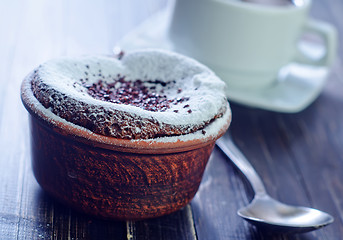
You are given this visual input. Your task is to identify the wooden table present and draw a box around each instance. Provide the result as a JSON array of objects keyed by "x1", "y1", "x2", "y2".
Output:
[{"x1": 1, "y1": 0, "x2": 342, "y2": 239}]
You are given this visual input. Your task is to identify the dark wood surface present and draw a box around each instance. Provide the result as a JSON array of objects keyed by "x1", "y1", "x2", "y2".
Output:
[{"x1": 1, "y1": 0, "x2": 342, "y2": 239}]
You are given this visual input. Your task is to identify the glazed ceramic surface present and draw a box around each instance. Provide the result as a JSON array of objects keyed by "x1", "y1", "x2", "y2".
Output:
[
  {"x1": 117, "y1": 9, "x2": 334, "y2": 113},
  {"x1": 168, "y1": 0, "x2": 336, "y2": 89}
]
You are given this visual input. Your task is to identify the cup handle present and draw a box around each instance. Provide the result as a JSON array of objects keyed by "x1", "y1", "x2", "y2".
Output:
[{"x1": 294, "y1": 18, "x2": 337, "y2": 67}]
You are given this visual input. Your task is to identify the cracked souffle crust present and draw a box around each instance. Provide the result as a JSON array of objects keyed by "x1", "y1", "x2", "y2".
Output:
[{"x1": 30, "y1": 49, "x2": 229, "y2": 139}]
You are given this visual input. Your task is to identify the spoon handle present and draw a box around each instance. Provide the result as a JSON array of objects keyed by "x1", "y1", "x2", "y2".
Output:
[{"x1": 216, "y1": 135, "x2": 267, "y2": 196}]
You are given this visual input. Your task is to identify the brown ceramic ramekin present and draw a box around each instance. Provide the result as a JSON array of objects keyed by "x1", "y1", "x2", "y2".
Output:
[{"x1": 21, "y1": 74, "x2": 231, "y2": 220}]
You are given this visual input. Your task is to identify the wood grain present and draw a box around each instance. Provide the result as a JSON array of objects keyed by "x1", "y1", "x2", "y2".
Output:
[{"x1": 1, "y1": 0, "x2": 343, "y2": 239}]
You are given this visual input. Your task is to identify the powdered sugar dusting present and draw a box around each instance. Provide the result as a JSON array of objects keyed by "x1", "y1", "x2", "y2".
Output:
[
  {"x1": 23, "y1": 75, "x2": 231, "y2": 145},
  {"x1": 36, "y1": 49, "x2": 227, "y2": 126},
  {"x1": 135, "y1": 105, "x2": 231, "y2": 144}
]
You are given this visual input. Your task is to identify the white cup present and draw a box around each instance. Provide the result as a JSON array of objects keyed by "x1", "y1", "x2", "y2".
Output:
[{"x1": 168, "y1": 0, "x2": 337, "y2": 89}]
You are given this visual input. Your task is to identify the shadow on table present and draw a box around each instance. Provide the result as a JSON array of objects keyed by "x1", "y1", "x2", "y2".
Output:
[
  {"x1": 33, "y1": 187, "x2": 196, "y2": 240},
  {"x1": 33, "y1": 188, "x2": 126, "y2": 239}
]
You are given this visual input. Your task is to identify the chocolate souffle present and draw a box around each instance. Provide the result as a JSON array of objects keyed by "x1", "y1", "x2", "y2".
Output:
[
  {"x1": 21, "y1": 49, "x2": 231, "y2": 219},
  {"x1": 29, "y1": 50, "x2": 229, "y2": 140}
]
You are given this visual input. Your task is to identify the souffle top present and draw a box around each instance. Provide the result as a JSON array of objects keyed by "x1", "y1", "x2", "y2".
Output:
[{"x1": 30, "y1": 49, "x2": 229, "y2": 139}]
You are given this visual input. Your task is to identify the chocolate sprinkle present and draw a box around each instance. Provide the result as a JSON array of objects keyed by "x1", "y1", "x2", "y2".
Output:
[{"x1": 83, "y1": 76, "x2": 191, "y2": 112}]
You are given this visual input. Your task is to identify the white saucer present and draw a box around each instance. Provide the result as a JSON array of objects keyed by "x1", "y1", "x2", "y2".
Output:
[{"x1": 116, "y1": 9, "x2": 329, "y2": 113}]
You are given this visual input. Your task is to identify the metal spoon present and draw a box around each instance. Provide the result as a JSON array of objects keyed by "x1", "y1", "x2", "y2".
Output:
[{"x1": 216, "y1": 135, "x2": 334, "y2": 234}]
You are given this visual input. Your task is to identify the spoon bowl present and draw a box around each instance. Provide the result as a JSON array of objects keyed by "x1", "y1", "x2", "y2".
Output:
[
  {"x1": 216, "y1": 134, "x2": 334, "y2": 234},
  {"x1": 238, "y1": 194, "x2": 334, "y2": 233}
]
